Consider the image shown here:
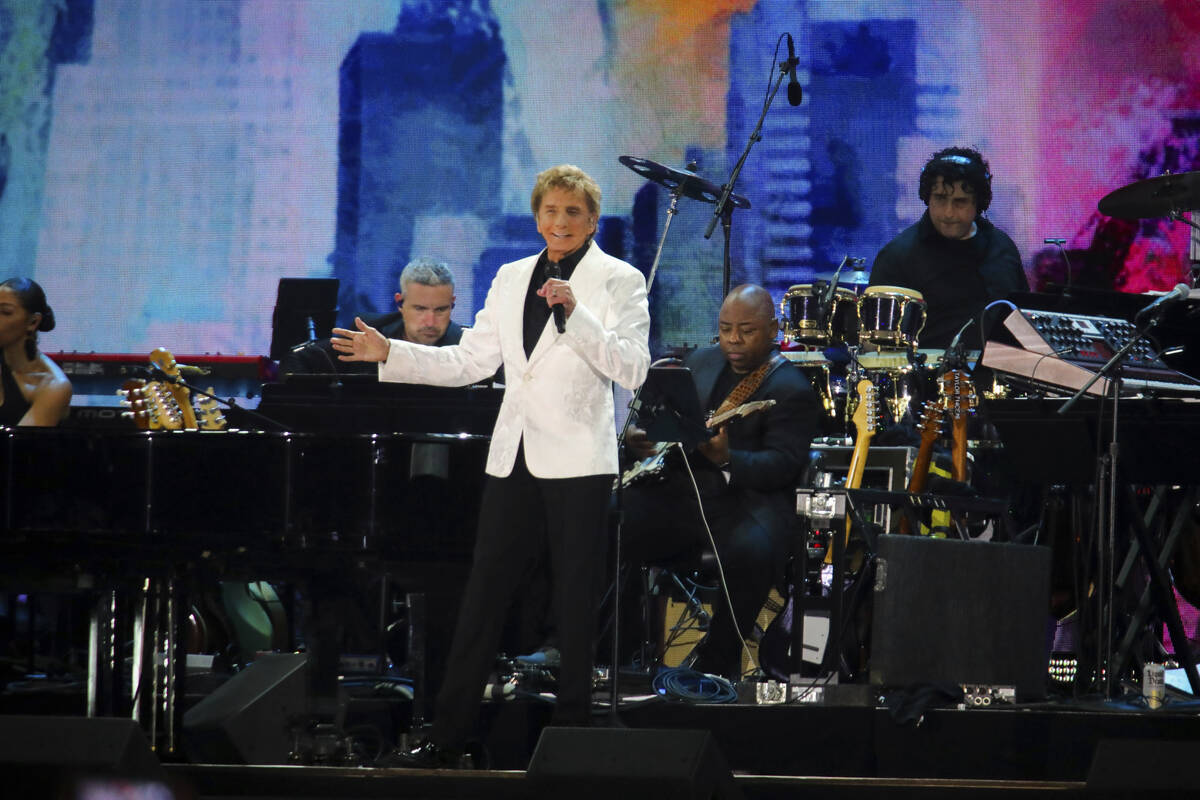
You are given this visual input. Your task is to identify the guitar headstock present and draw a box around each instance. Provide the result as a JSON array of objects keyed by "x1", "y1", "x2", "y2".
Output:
[
  {"x1": 194, "y1": 388, "x2": 227, "y2": 431},
  {"x1": 939, "y1": 369, "x2": 977, "y2": 420},
  {"x1": 148, "y1": 347, "x2": 198, "y2": 430},
  {"x1": 120, "y1": 378, "x2": 184, "y2": 430},
  {"x1": 850, "y1": 378, "x2": 878, "y2": 437},
  {"x1": 119, "y1": 379, "x2": 152, "y2": 430},
  {"x1": 915, "y1": 400, "x2": 943, "y2": 440}
]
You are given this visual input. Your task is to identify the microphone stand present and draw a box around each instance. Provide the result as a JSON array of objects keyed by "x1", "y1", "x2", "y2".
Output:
[
  {"x1": 605, "y1": 385, "x2": 644, "y2": 726},
  {"x1": 704, "y1": 52, "x2": 794, "y2": 295}
]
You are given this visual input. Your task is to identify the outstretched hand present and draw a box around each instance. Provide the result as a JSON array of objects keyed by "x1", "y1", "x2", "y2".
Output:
[{"x1": 330, "y1": 317, "x2": 390, "y2": 362}]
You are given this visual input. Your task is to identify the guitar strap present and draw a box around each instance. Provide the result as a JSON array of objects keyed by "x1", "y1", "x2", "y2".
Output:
[{"x1": 713, "y1": 352, "x2": 786, "y2": 418}]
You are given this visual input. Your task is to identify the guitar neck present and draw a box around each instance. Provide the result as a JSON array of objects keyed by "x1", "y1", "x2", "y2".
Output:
[
  {"x1": 950, "y1": 417, "x2": 968, "y2": 482},
  {"x1": 906, "y1": 431, "x2": 938, "y2": 494}
]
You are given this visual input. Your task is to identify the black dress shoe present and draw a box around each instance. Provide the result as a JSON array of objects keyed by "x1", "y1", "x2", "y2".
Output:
[{"x1": 375, "y1": 739, "x2": 462, "y2": 769}]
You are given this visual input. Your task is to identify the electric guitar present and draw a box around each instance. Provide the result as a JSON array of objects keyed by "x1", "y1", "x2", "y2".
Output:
[
  {"x1": 897, "y1": 399, "x2": 944, "y2": 535},
  {"x1": 619, "y1": 399, "x2": 777, "y2": 488},
  {"x1": 826, "y1": 379, "x2": 878, "y2": 564}
]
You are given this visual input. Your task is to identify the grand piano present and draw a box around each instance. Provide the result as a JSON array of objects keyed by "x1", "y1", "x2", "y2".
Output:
[{"x1": 0, "y1": 369, "x2": 503, "y2": 757}]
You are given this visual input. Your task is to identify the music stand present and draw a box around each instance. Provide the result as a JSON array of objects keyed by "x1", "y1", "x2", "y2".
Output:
[
  {"x1": 631, "y1": 366, "x2": 709, "y2": 447},
  {"x1": 270, "y1": 278, "x2": 340, "y2": 361}
]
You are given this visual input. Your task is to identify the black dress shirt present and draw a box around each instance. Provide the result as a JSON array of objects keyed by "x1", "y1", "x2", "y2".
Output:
[{"x1": 523, "y1": 240, "x2": 591, "y2": 357}]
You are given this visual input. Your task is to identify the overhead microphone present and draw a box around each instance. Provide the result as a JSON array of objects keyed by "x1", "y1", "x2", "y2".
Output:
[{"x1": 785, "y1": 33, "x2": 802, "y2": 107}]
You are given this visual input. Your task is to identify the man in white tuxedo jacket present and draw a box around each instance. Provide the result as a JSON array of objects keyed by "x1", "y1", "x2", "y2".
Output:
[{"x1": 333, "y1": 164, "x2": 650, "y2": 767}]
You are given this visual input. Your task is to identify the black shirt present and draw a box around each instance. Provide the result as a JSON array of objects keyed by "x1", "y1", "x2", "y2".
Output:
[
  {"x1": 869, "y1": 212, "x2": 1027, "y2": 348},
  {"x1": 522, "y1": 239, "x2": 591, "y2": 356}
]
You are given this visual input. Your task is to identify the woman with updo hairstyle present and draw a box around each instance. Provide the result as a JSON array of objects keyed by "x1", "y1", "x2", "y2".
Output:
[{"x1": 0, "y1": 277, "x2": 72, "y2": 426}]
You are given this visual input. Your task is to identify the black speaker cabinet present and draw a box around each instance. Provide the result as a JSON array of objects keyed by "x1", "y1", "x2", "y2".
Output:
[
  {"x1": 526, "y1": 727, "x2": 745, "y2": 800},
  {"x1": 0, "y1": 715, "x2": 166, "y2": 796},
  {"x1": 182, "y1": 652, "x2": 309, "y2": 764},
  {"x1": 870, "y1": 534, "x2": 1051, "y2": 701}
]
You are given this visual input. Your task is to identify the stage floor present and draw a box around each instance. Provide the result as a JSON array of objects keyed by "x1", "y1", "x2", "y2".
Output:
[{"x1": 163, "y1": 686, "x2": 1200, "y2": 799}]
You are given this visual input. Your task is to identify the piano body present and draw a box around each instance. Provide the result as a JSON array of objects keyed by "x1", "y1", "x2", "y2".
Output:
[{"x1": 1, "y1": 368, "x2": 502, "y2": 756}]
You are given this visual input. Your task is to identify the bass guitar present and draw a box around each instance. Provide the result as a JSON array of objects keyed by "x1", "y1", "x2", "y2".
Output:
[{"x1": 619, "y1": 399, "x2": 776, "y2": 488}]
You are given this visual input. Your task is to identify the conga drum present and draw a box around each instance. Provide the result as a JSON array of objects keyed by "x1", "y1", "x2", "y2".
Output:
[
  {"x1": 858, "y1": 285, "x2": 926, "y2": 349},
  {"x1": 782, "y1": 284, "x2": 858, "y2": 347}
]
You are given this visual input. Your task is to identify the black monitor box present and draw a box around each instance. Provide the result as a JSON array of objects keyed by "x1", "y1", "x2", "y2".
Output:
[{"x1": 870, "y1": 534, "x2": 1051, "y2": 701}]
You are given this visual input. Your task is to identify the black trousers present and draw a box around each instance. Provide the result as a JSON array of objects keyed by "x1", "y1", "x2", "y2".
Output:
[
  {"x1": 621, "y1": 466, "x2": 788, "y2": 678},
  {"x1": 430, "y1": 447, "x2": 613, "y2": 750}
]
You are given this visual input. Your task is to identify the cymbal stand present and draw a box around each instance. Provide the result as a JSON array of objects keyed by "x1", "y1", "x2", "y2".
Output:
[
  {"x1": 705, "y1": 45, "x2": 794, "y2": 294},
  {"x1": 645, "y1": 185, "x2": 686, "y2": 294}
]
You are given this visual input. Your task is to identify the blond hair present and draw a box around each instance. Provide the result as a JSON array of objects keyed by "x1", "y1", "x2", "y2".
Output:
[{"x1": 530, "y1": 164, "x2": 601, "y2": 218}]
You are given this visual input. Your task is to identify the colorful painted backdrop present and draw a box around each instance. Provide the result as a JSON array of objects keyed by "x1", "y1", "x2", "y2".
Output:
[{"x1": 2, "y1": 0, "x2": 1198, "y2": 358}]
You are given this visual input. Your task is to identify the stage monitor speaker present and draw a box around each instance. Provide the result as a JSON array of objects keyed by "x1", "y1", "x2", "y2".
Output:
[
  {"x1": 526, "y1": 727, "x2": 745, "y2": 800},
  {"x1": 0, "y1": 715, "x2": 167, "y2": 796},
  {"x1": 182, "y1": 652, "x2": 309, "y2": 765},
  {"x1": 870, "y1": 534, "x2": 1051, "y2": 701}
]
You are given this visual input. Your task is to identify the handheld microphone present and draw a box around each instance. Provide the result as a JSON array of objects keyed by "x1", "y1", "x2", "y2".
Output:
[
  {"x1": 1134, "y1": 283, "x2": 1191, "y2": 324},
  {"x1": 545, "y1": 261, "x2": 566, "y2": 333},
  {"x1": 785, "y1": 33, "x2": 802, "y2": 106}
]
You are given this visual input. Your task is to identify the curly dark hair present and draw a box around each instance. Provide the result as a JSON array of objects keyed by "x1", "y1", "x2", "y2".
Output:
[
  {"x1": 918, "y1": 146, "x2": 993, "y2": 213},
  {"x1": 0, "y1": 277, "x2": 56, "y2": 360}
]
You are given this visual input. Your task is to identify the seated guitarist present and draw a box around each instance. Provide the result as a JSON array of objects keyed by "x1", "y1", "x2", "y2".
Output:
[{"x1": 620, "y1": 284, "x2": 821, "y2": 679}]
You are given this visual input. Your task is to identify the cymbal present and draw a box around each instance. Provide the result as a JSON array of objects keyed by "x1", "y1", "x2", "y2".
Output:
[
  {"x1": 1098, "y1": 171, "x2": 1200, "y2": 219},
  {"x1": 619, "y1": 155, "x2": 751, "y2": 209}
]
